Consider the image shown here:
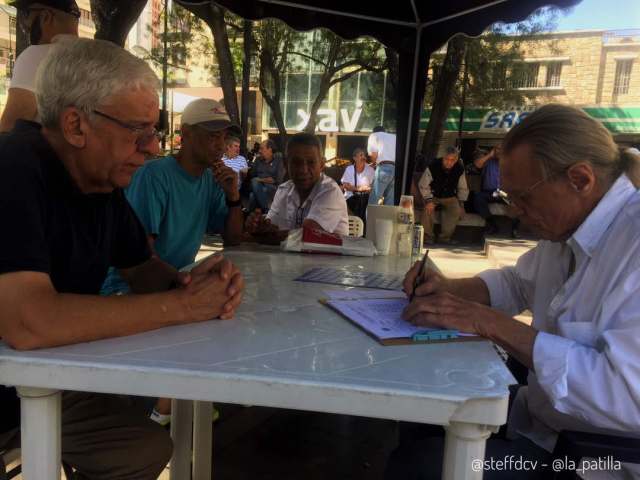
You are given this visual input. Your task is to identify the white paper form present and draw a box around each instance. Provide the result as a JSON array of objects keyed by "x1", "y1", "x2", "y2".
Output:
[
  {"x1": 326, "y1": 298, "x2": 424, "y2": 341},
  {"x1": 295, "y1": 267, "x2": 403, "y2": 290},
  {"x1": 324, "y1": 288, "x2": 407, "y2": 301}
]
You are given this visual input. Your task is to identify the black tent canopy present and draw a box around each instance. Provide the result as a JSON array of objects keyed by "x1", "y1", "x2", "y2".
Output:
[{"x1": 179, "y1": 0, "x2": 580, "y2": 198}]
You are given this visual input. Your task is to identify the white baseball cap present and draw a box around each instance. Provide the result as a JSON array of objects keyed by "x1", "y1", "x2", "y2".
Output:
[{"x1": 181, "y1": 98, "x2": 241, "y2": 135}]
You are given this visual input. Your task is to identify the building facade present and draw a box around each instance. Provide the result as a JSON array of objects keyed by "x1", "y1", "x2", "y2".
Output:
[{"x1": 262, "y1": 29, "x2": 640, "y2": 159}]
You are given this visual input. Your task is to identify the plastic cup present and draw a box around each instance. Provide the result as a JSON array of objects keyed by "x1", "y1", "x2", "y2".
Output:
[{"x1": 375, "y1": 219, "x2": 394, "y2": 255}]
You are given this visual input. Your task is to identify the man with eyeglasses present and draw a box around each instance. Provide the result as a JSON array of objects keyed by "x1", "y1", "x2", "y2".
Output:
[
  {"x1": 387, "y1": 104, "x2": 640, "y2": 479},
  {"x1": 0, "y1": 0, "x2": 79, "y2": 132},
  {"x1": 0, "y1": 38, "x2": 245, "y2": 479}
]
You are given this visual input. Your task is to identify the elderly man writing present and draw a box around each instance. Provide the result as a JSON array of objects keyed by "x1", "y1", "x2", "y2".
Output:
[
  {"x1": 0, "y1": 38, "x2": 244, "y2": 479},
  {"x1": 388, "y1": 104, "x2": 640, "y2": 479}
]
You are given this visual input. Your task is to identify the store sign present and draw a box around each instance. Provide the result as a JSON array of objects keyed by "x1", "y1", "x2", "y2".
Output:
[
  {"x1": 296, "y1": 101, "x2": 363, "y2": 132},
  {"x1": 480, "y1": 110, "x2": 533, "y2": 132}
]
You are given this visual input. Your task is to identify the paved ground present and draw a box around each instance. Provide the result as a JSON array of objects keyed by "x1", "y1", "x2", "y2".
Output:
[{"x1": 13, "y1": 236, "x2": 536, "y2": 480}]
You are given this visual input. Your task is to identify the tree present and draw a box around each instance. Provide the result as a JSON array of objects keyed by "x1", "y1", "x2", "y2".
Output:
[
  {"x1": 420, "y1": 7, "x2": 562, "y2": 160},
  {"x1": 177, "y1": 1, "x2": 240, "y2": 125},
  {"x1": 240, "y1": 19, "x2": 252, "y2": 153},
  {"x1": 420, "y1": 35, "x2": 466, "y2": 164},
  {"x1": 293, "y1": 30, "x2": 386, "y2": 133},
  {"x1": 90, "y1": 0, "x2": 147, "y2": 47},
  {"x1": 253, "y1": 19, "x2": 302, "y2": 142}
]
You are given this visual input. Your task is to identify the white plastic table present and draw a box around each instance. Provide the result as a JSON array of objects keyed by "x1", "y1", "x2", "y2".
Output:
[{"x1": 0, "y1": 247, "x2": 515, "y2": 479}]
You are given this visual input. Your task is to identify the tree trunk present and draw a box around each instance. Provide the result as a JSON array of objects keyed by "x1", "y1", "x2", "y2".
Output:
[
  {"x1": 420, "y1": 35, "x2": 466, "y2": 161},
  {"x1": 240, "y1": 19, "x2": 252, "y2": 153},
  {"x1": 177, "y1": 2, "x2": 240, "y2": 125},
  {"x1": 258, "y1": 49, "x2": 287, "y2": 145},
  {"x1": 303, "y1": 76, "x2": 331, "y2": 134},
  {"x1": 90, "y1": 0, "x2": 147, "y2": 47},
  {"x1": 303, "y1": 37, "x2": 341, "y2": 134},
  {"x1": 209, "y1": 6, "x2": 239, "y2": 125}
]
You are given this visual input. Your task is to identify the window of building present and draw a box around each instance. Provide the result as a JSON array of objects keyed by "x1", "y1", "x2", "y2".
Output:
[
  {"x1": 614, "y1": 59, "x2": 633, "y2": 95},
  {"x1": 545, "y1": 62, "x2": 562, "y2": 87},
  {"x1": 512, "y1": 62, "x2": 540, "y2": 89},
  {"x1": 79, "y1": 9, "x2": 94, "y2": 28}
]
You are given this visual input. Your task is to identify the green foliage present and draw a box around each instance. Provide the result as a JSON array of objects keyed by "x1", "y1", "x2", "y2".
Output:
[{"x1": 424, "y1": 6, "x2": 562, "y2": 111}]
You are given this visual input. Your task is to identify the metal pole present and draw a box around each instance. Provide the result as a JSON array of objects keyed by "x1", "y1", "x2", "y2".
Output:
[
  {"x1": 400, "y1": 26, "x2": 423, "y2": 197},
  {"x1": 457, "y1": 49, "x2": 469, "y2": 145},
  {"x1": 161, "y1": 0, "x2": 168, "y2": 151}
]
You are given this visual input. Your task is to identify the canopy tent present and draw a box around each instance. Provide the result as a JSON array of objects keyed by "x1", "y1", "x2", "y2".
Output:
[{"x1": 178, "y1": 0, "x2": 580, "y2": 199}]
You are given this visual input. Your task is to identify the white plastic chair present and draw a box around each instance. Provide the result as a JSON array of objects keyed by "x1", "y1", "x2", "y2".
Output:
[{"x1": 348, "y1": 216, "x2": 364, "y2": 237}]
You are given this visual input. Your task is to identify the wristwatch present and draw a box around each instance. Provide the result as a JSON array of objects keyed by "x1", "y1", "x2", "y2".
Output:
[{"x1": 226, "y1": 197, "x2": 242, "y2": 207}]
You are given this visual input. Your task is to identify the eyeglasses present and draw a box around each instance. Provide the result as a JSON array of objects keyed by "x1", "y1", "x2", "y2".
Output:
[
  {"x1": 93, "y1": 110, "x2": 164, "y2": 148},
  {"x1": 494, "y1": 177, "x2": 549, "y2": 207}
]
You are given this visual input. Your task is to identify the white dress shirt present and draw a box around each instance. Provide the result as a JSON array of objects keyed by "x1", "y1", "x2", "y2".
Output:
[
  {"x1": 267, "y1": 173, "x2": 349, "y2": 236},
  {"x1": 478, "y1": 174, "x2": 640, "y2": 479}
]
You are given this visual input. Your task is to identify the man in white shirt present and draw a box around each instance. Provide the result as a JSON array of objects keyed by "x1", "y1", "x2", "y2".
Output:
[
  {"x1": 367, "y1": 125, "x2": 397, "y2": 206},
  {"x1": 246, "y1": 132, "x2": 349, "y2": 243},
  {"x1": 389, "y1": 104, "x2": 640, "y2": 479},
  {"x1": 222, "y1": 136, "x2": 249, "y2": 189},
  {"x1": 0, "y1": 0, "x2": 79, "y2": 132}
]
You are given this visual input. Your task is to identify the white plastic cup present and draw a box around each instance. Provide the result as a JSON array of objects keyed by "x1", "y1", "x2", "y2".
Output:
[{"x1": 375, "y1": 219, "x2": 394, "y2": 255}]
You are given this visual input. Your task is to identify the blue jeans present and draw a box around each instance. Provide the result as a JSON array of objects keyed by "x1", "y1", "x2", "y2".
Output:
[
  {"x1": 368, "y1": 163, "x2": 395, "y2": 206},
  {"x1": 251, "y1": 177, "x2": 277, "y2": 211}
]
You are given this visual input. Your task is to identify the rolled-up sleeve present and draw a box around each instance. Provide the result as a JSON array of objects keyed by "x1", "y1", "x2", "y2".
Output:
[
  {"x1": 476, "y1": 246, "x2": 539, "y2": 316},
  {"x1": 532, "y1": 271, "x2": 640, "y2": 432}
]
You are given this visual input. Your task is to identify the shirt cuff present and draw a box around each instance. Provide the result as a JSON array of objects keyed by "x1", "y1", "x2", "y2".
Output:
[
  {"x1": 533, "y1": 331, "x2": 574, "y2": 404},
  {"x1": 476, "y1": 269, "x2": 506, "y2": 309}
]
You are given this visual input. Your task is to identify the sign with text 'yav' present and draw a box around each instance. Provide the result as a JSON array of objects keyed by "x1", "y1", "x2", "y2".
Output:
[
  {"x1": 479, "y1": 110, "x2": 534, "y2": 132},
  {"x1": 296, "y1": 100, "x2": 363, "y2": 132}
]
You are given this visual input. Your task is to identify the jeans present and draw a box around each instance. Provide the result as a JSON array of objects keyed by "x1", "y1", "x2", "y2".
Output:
[
  {"x1": 251, "y1": 177, "x2": 277, "y2": 211},
  {"x1": 368, "y1": 163, "x2": 395, "y2": 206}
]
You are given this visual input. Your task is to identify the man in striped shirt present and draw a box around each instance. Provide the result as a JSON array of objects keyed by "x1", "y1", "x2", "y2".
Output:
[{"x1": 222, "y1": 136, "x2": 249, "y2": 189}]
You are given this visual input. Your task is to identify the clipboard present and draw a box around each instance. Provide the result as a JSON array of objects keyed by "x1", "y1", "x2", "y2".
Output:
[{"x1": 321, "y1": 298, "x2": 483, "y2": 346}]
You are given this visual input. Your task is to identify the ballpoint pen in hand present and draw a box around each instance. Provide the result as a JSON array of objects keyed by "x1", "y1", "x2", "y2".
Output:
[{"x1": 409, "y1": 249, "x2": 429, "y2": 301}]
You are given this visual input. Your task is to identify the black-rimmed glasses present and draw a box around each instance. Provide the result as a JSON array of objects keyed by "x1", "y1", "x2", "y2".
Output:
[{"x1": 93, "y1": 110, "x2": 164, "y2": 148}]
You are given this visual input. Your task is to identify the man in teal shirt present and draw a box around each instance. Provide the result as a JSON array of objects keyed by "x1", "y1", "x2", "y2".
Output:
[
  {"x1": 101, "y1": 98, "x2": 244, "y2": 424},
  {"x1": 102, "y1": 98, "x2": 244, "y2": 295}
]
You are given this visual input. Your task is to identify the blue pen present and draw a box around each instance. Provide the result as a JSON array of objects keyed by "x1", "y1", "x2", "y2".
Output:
[{"x1": 412, "y1": 330, "x2": 459, "y2": 341}]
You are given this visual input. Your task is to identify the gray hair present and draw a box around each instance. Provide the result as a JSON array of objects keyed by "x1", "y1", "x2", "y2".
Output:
[
  {"x1": 36, "y1": 37, "x2": 159, "y2": 129},
  {"x1": 444, "y1": 146, "x2": 459, "y2": 157},
  {"x1": 502, "y1": 104, "x2": 640, "y2": 187},
  {"x1": 352, "y1": 147, "x2": 366, "y2": 159}
]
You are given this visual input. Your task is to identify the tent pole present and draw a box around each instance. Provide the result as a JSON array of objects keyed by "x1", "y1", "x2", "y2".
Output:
[{"x1": 400, "y1": 25, "x2": 423, "y2": 196}]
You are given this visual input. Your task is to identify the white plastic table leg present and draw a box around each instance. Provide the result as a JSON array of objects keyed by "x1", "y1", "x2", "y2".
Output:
[
  {"x1": 170, "y1": 399, "x2": 193, "y2": 480},
  {"x1": 192, "y1": 401, "x2": 212, "y2": 480},
  {"x1": 16, "y1": 387, "x2": 61, "y2": 480},
  {"x1": 442, "y1": 421, "x2": 494, "y2": 480}
]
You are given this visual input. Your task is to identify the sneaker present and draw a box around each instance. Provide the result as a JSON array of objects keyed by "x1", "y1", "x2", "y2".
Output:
[
  {"x1": 149, "y1": 406, "x2": 220, "y2": 426},
  {"x1": 150, "y1": 408, "x2": 171, "y2": 427}
]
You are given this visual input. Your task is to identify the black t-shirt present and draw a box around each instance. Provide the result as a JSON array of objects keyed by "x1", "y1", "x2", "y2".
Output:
[{"x1": 0, "y1": 121, "x2": 151, "y2": 431}]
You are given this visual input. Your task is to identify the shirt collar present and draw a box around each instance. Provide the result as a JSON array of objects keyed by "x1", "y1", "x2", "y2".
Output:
[
  {"x1": 570, "y1": 174, "x2": 637, "y2": 258},
  {"x1": 290, "y1": 173, "x2": 326, "y2": 207}
]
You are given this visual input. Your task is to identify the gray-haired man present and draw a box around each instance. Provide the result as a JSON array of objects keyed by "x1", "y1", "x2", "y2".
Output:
[{"x1": 0, "y1": 37, "x2": 245, "y2": 478}]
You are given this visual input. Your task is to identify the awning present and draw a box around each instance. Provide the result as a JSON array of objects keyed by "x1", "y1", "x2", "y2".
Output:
[{"x1": 421, "y1": 106, "x2": 640, "y2": 135}]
